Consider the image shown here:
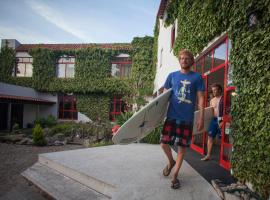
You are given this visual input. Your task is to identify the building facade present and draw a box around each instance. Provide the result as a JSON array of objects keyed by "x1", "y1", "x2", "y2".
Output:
[
  {"x1": 154, "y1": 0, "x2": 235, "y2": 170},
  {"x1": 0, "y1": 39, "x2": 132, "y2": 130}
]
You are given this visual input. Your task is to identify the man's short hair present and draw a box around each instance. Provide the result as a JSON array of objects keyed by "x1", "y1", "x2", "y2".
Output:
[
  {"x1": 178, "y1": 49, "x2": 194, "y2": 65},
  {"x1": 211, "y1": 83, "x2": 223, "y2": 92}
]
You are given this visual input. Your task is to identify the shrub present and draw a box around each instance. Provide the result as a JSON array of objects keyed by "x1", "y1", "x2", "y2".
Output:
[
  {"x1": 34, "y1": 115, "x2": 57, "y2": 128},
  {"x1": 32, "y1": 124, "x2": 46, "y2": 146},
  {"x1": 89, "y1": 141, "x2": 113, "y2": 148},
  {"x1": 116, "y1": 111, "x2": 134, "y2": 126},
  {"x1": 141, "y1": 125, "x2": 162, "y2": 144},
  {"x1": 49, "y1": 122, "x2": 97, "y2": 138},
  {"x1": 50, "y1": 122, "x2": 75, "y2": 137},
  {"x1": 12, "y1": 123, "x2": 20, "y2": 132}
]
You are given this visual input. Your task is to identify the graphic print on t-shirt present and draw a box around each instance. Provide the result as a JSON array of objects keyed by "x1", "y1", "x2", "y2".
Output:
[{"x1": 177, "y1": 80, "x2": 192, "y2": 104}]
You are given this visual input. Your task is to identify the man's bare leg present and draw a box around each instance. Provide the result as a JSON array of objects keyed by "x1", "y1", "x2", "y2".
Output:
[
  {"x1": 161, "y1": 143, "x2": 175, "y2": 166},
  {"x1": 201, "y1": 136, "x2": 213, "y2": 160},
  {"x1": 172, "y1": 146, "x2": 186, "y2": 181},
  {"x1": 207, "y1": 136, "x2": 214, "y2": 158}
]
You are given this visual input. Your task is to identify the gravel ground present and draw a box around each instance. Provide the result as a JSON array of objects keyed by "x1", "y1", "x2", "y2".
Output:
[{"x1": 0, "y1": 143, "x2": 85, "y2": 200}]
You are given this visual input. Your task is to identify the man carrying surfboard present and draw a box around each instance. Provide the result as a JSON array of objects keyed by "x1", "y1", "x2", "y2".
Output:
[
  {"x1": 160, "y1": 49, "x2": 205, "y2": 189},
  {"x1": 201, "y1": 83, "x2": 223, "y2": 161}
]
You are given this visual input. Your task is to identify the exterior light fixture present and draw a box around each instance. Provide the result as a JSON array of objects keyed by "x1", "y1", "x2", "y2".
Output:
[{"x1": 247, "y1": 8, "x2": 261, "y2": 28}]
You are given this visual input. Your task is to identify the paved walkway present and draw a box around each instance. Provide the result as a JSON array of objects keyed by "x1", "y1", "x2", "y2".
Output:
[{"x1": 22, "y1": 143, "x2": 220, "y2": 200}]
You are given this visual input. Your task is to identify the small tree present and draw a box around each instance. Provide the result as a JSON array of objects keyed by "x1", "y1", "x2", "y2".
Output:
[{"x1": 32, "y1": 124, "x2": 46, "y2": 146}]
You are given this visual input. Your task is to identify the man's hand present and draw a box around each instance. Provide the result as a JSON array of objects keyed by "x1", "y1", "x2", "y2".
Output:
[
  {"x1": 196, "y1": 91, "x2": 205, "y2": 132},
  {"x1": 196, "y1": 117, "x2": 204, "y2": 132},
  {"x1": 218, "y1": 121, "x2": 223, "y2": 129}
]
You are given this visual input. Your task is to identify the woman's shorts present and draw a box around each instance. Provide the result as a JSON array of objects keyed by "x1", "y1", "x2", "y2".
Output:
[
  {"x1": 160, "y1": 118, "x2": 193, "y2": 147},
  {"x1": 208, "y1": 117, "x2": 221, "y2": 138}
]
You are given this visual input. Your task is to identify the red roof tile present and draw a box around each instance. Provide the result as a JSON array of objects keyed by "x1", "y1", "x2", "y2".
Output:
[{"x1": 16, "y1": 43, "x2": 132, "y2": 52}]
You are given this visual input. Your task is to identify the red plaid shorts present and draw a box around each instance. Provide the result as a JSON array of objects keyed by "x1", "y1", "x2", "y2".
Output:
[{"x1": 160, "y1": 118, "x2": 193, "y2": 147}]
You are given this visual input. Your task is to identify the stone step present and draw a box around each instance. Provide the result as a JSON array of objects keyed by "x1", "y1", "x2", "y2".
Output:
[
  {"x1": 22, "y1": 144, "x2": 220, "y2": 200},
  {"x1": 38, "y1": 154, "x2": 117, "y2": 197},
  {"x1": 21, "y1": 162, "x2": 109, "y2": 200}
]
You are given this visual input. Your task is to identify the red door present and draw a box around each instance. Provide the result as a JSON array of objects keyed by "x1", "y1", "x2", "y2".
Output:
[
  {"x1": 191, "y1": 75, "x2": 208, "y2": 155},
  {"x1": 219, "y1": 87, "x2": 235, "y2": 170}
]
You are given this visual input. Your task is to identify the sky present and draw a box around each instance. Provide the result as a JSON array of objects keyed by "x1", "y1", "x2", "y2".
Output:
[{"x1": 0, "y1": 0, "x2": 160, "y2": 45}]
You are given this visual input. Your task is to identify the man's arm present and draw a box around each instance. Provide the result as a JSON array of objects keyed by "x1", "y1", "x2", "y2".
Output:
[{"x1": 197, "y1": 91, "x2": 205, "y2": 131}]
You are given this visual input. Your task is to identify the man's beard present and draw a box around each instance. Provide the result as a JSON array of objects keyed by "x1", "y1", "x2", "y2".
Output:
[{"x1": 181, "y1": 65, "x2": 192, "y2": 69}]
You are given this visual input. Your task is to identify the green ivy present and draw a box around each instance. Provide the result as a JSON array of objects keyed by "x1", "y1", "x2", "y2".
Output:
[
  {"x1": 0, "y1": 41, "x2": 154, "y2": 122},
  {"x1": 131, "y1": 36, "x2": 155, "y2": 106},
  {"x1": 77, "y1": 94, "x2": 110, "y2": 122},
  {"x1": 159, "y1": 0, "x2": 270, "y2": 198},
  {"x1": 30, "y1": 48, "x2": 57, "y2": 91},
  {"x1": 75, "y1": 48, "x2": 111, "y2": 79},
  {"x1": 0, "y1": 46, "x2": 15, "y2": 81}
]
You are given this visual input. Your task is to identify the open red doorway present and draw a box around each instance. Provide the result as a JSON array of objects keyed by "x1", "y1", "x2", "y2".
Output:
[{"x1": 191, "y1": 34, "x2": 234, "y2": 170}]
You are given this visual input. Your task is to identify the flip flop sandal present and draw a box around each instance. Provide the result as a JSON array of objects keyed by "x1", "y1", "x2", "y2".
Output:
[
  {"x1": 201, "y1": 156, "x2": 210, "y2": 161},
  {"x1": 171, "y1": 178, "x2": 181, "y2": 189},
  {"x1": 163, "y1": 160, "x2": 176, "y2": 176}
]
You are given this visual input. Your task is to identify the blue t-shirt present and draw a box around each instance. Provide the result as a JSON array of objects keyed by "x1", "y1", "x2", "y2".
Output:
[{"x1": 164, "y1": 70, "x2": 205, "y2": 122}]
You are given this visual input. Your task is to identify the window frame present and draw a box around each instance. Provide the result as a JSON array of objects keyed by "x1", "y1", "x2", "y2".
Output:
[
  {"x1": 58, "y1": 94, "x2": 78, "y2": 120},
  {"x1": 15, "y1": 57, "x2": 33, "y2": 77},
  {"x1": 109, "y1": 96, "x2": 127, "y2": 121},
  {"x1": 111, "y1": 60, "x2": 132, "y2": 78},
  {"x1": 171, "y1": 24, "x2": 176, "y2": 49},
  {"x1": 194, "y1": 34, "x2": 229, "y2": 75},
  {"x1": 56, "y1": 56, "x2": 75, "y2": 78}
]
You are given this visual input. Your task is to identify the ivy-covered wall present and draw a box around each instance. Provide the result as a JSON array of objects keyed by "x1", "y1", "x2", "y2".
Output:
[
  {"x1": 160, "y1": 0, "x2": 270, "y2": 198},
  {"x1": 229, "y1": 1, "x2": 270, "y2": 199},
  {"x1": 0, "y1": 46, "x2": 132, "y2": 122},
  {"x1": 75, "y1": 48, "x2": 111, "y2": 79},
  {"x1": 30, "y1": 48, "x2": 57, "y2": 91},
  {"x1": 131, "y1": 36, "x2": 155, "y2": 106},
  {"x1": 0, "y1": 46, "x2": 15, "y2": 82},
  {"x1": 77, "y1": 94, "x2": 110, "y2": 122},
  {"x1": 0, "y1": 37, "x2": 155, "y2": 123}
]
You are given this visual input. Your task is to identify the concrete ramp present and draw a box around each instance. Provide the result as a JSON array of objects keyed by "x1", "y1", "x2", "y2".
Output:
[{"x1": 22, "y1": 144, "x2": 220, "y2": 200}]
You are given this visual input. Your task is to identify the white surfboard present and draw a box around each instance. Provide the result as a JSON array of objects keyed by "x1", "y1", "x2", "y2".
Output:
[
  {"x1": 193, "y1": 106, "x2": 214, "y2": 135},
  {"x1": 112, "y1": 89, "x2": 172, "y2": 144}
]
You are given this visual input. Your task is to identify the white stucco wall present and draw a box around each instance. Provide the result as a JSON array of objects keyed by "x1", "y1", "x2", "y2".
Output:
[
  {"x1": 23, "y1": 104, "x2": 58, "y2": 128},
  {"x1": 23, "y1": 104, "x2": 37, "y2": 128},
  {"x1": 39, "y1": 104, "x2": 58, "y2": 119},
  {"x1": 16, "y1": 52, "x2": 31, "y2": 57},
  {"x1": 154, "y1": 18, "x2": 180, "y2": 94},
  {"x1": 1, "y1": 39, "x2": 21, "y2": 49}
]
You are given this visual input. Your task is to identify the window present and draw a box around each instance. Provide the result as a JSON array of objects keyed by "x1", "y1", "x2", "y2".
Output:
[
  {"x1": 111, "y1": 55, "x2": 131, "y2": 78},
  {"x1": 195, "y1": 58, "x2": 203, "y2": 74},
  {"x1": 58, "y1": 94, "x2": 78, "y2": 120},
  {"x1": 159, "y1": 48, "x2": 163, "y2": 68},
  {"x1": 171, "y1": 25, "x2": 176, "y2": 49},
  {"x1": 109, "y1": 96, "x2": 127, "y2": 121},
  {"x1": 196, "y1": 36, "x2": 230, "y2": 75},
  {"x1": 57, "y1": 56, "x2": 75, "y2": 78},
  {"x1": 228, "y1": 39, "x2": 232, "y2": 61},
  {"x1": 204, "y1": 52, "x2": 212, "y2": 73},
  {"x1": 15, "y1": 57, "x2": 33, "y2": 77},
  {"x1": 214, "y1": 42, "x2": 226, "y2": 68},
  {"x1": 227, "y1": 40, "x2": 233, "y2": 86}
]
